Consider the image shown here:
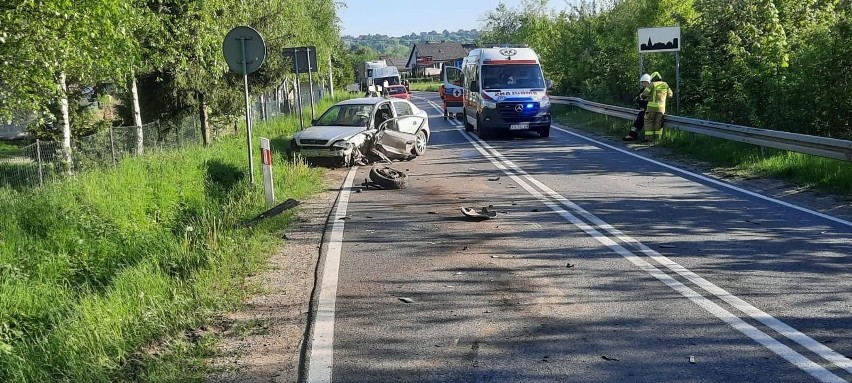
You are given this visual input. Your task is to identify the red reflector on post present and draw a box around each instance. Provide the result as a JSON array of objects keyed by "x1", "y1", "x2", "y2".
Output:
[{"x1": 261, "y1": 148, "x2": 272, "y2": 165}]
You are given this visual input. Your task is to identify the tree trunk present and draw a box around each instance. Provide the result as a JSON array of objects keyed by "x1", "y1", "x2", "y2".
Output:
[
  {"x1": 58, "y1": 72, "x2": 73, "y2": 171},
  {"x1": 198, "y1": 92, "x2": 211, "y2": 146},
  {"x1": 283, "y1": 80, "x2": 291, "y2": 114},
  {"x1": 130, "y1": 70, "x2": 144, "y2": 155},
  {"x1": 328, "y1": 54, "x2": 335, "y2": 98}
]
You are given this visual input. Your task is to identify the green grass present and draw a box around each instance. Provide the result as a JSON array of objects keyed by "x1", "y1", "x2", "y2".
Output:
[
  {"x1": 407, "y1": 82, "x2": 442, "y2": 92},
  {"x1": 552, "y1": 105, "x2": 852, "y2": 198},
  {"x1": 0, "y1": 94, "x2": 353, "y2": 382},
  {"x1": 0, "y1": 141, "x2": 23, "y2": 157}
]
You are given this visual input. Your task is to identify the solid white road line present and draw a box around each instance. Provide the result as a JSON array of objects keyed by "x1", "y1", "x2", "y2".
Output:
[
  {"x1": 306, "y1": 166, "x2": 359, "y2": 383},
  {"x1": 414, "y1": 95, "x2": 851, "y2": 382},
  {"x1": 551, "y1": 123, "x2": 852, "y2": 229},
  {"x1": 505, "y1": 151, "x2": 852, "y2": 377}
]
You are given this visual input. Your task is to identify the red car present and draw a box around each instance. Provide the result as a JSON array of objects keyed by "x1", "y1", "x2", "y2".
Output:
[{"x1": 384, "y1": 84, "x2": 410, "y2": 100}]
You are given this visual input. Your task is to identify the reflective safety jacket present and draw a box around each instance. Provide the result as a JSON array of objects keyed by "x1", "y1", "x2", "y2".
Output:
[{"x1": 642, "y1": 80, "x2": 673, "y2": 113}]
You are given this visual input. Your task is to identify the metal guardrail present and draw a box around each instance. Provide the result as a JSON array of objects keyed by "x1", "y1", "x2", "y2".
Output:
[{"x1": 550, "y1": 96, "x2": 852, "y2": 162}]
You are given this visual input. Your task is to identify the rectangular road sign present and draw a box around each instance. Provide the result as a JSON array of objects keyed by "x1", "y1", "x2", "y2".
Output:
[
  {"x1": 282, "y1": 46, "x2": 318, "y2": 73},
  {"x1": 638, "y1": 27, "x2": 681, "y2": 53}
]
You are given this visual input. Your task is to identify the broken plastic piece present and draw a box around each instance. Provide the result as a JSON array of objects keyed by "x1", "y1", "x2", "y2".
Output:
[{"x1": 461, "y1": 206, "x2": 497, "y2": 220}]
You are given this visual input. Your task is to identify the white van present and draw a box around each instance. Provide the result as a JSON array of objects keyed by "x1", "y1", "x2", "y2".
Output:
[
  {"x1": 370, "y1": 66, "x2": 401, "y2": 89},
  {"x1": 443, "y1": 46, "x2": 552, "y2": 138}
]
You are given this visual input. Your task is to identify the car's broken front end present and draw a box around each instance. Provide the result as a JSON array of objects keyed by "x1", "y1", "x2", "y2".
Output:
[{"x1": 290, "y1": 132, "x2": 372, "y2": 167}]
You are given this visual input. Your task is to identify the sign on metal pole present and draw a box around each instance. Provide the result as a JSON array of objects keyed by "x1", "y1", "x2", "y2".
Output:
[
  {"x1": 260, "y1": 137, "x2": 275, "y2": 206},
  {"x1": 637, "y1": 26, "x2": 681, "y2": 114},
  {"x1": 283, "y1": 46, "x2": 318, "y2": 127},
  {"x1": 223, "y1": 26, "x2": 266, "y2": 184},
  {"x1": 638, "y1": 27, "x2": 681, "y2": 53},
  {"x1": 283, "y1": 46, "x2": 318, "y2": 74}
]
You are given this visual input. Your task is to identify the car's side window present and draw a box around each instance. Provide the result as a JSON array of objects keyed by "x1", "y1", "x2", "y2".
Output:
[
  {"x1": 374, "y1": 102, "x2": 394, "y2": 130},
  {"x1": 393, "y1": 101, "x2": 413, "y2": 117}
]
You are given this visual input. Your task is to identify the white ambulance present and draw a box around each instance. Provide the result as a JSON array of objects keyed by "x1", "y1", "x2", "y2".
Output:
[{"x1": 443, "y1": 46, "x2": 552, "y2": 139}]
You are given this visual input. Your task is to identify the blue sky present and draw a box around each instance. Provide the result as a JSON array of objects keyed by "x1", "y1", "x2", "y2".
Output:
[{"x1": 338, "y1": 0, "x2": 573, "y2": 37}]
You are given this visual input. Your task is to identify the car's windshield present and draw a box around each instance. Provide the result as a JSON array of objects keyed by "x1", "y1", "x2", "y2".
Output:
[
  {"x1": 482, "y1": 64, "x2": 545, "y2": 90},
  {"x1": 313, "y1": 104, "x2": 373, "y2": 127},
  {"x1": 385, "y1": 86, "x2": 406, "y2": 95},
  {"x1": 374, "y1": 76, "x2": 400, "y2": 86}
]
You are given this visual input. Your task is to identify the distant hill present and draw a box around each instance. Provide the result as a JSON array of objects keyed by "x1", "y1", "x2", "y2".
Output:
[{"x1": 343, "y1": 29, "x2": 479, "y2": 57}]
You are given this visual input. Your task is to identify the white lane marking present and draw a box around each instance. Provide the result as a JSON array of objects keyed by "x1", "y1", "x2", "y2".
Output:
[
  {"x1": 411, "y1": 94, "x2": 448, "y2": 119},
  {"x1": 415, "y1": 91, "x2": 852, "y2": 228},
  {"x1": 469, "y1": 127, "x2": 848, "y2": 382},
  {"x1": 551, "y1": 124, "x2": 852, "y2": 229},
  {"x1": 424, "y1": 102, "x2": 851, "y2": 381},
  {"x1": 307, "y1": 167, "x2": 359, "y2": 383},
  {"x1": 506, "y1": 153, "x2": 852, "y2": 376}
]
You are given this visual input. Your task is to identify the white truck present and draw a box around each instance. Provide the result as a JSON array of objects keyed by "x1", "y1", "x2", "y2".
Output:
[
  {"x1": 369, "y1": 66, "x2": 401, "y2": 89},
  {"x1": 357, "y1": 60, "x2": 401, "y2": 91}
]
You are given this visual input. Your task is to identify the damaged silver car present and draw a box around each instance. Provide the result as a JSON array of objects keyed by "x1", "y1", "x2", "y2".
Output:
[{"x1": 289, "y1": 97, "x2": 430, "y2": 167}]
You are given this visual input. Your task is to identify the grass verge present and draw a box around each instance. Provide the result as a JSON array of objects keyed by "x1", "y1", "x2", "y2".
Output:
[
  {"x1": 552, "y1": 105, "x2": 852, "y2": 198},
  {"x1": 0, "y1": 141, "x2": 23, "y2": 157},
  {"x1": 408, "y1": 82, "x2": 441, "y2": 92},
  {"x1": 0, "y1": 93, "x2": 352, "y2": 382}
]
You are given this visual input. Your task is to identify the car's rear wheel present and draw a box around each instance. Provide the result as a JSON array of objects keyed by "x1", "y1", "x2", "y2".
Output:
[{"x1": 412, "y1": 130, "x2": 427, "y2": 156}]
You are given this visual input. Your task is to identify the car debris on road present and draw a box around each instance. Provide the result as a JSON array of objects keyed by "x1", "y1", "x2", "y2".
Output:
[{"x1": 461, "y1": 206, "x2": 498, "y2": 220}]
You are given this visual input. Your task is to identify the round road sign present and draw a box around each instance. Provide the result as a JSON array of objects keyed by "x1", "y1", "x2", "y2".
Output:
[{"x1": 223, "y1": 26, "x2": 267, "y2": 74}]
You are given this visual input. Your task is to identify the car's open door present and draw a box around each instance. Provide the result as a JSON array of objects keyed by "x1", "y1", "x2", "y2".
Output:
[
  {"x1": 441, "y1": 66, "x2": 464, "y2": 96},
  {"x1": 441, "y1": 66, "x2": 465, "y2": 118},
  {"x1": 374, "y1": 116, "x2": 425, "y2": 158}
]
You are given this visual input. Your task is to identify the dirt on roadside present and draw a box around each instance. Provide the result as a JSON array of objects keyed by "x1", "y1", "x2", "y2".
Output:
[{"x1": 206, "y1": 168, "x2": 347, "y2": 383}]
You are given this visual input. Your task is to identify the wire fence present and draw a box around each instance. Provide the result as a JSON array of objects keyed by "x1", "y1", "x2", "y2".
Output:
[
  {"x1": 0, "y1": 120, "x2": 201, "y2": 189},
  {"x1": 252, "y1": 84, "x2": 328, "y2": 122},
  {"x1": 1, "y1": 84, "x2": 329, "y2": 191},
  {"x1": 0, "y1": 139, "x2": 62, "y2": 189}
]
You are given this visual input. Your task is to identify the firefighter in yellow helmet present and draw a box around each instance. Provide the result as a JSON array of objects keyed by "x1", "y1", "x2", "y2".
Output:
[{"x1": 624, "y1": 72, "x2": 672, "y2": 141}]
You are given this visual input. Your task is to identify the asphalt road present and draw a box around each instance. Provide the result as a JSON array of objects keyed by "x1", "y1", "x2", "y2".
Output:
[{"x1": 303, "y1": 91, "x2": 852, "y2": 383}]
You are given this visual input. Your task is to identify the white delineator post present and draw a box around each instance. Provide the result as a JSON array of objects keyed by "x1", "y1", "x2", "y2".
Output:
[{"x1": 260, "y1": 137, "x2": 275, "y2": 206}]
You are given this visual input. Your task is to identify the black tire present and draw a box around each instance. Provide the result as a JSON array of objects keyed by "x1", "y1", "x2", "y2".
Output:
[
  {"x1": 476, "y1": 113, "x2": 491, "y2": 139},
  {"x1": 463, "y1": 112, "x2": 474, "y2": 132},
  {"x1": 538, "y1": 125, "x2": 551, "y2": 138},
  {"x1": 412, "y1": 130, "x2": 427, "y2": 156},
  {"x1": 369, "y1": 166, "x2": 408, "y2": 189}
]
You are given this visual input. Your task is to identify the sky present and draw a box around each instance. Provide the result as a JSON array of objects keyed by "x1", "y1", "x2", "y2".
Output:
[{"x1": 338, "y1": 0, "x2": 574, "y2": 37}]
